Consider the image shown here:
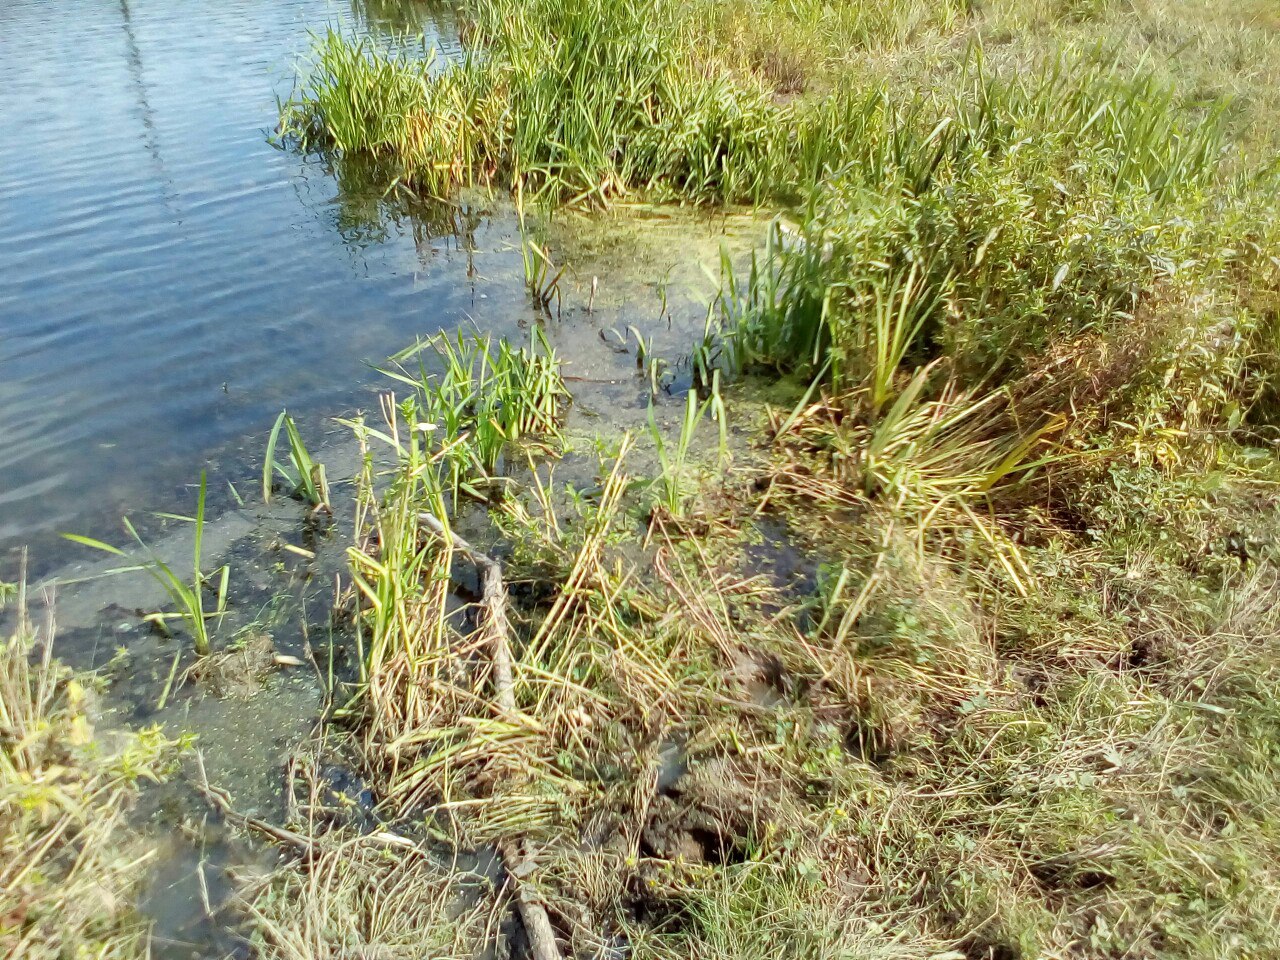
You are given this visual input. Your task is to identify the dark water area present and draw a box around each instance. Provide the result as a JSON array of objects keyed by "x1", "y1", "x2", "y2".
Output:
[{"x1": 0, "y1": 0, "x2": 507, "y2": 573}]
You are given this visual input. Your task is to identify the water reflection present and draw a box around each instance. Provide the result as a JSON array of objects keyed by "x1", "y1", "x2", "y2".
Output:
[
  {"x1": 313, "y1": 152, "x2": 483, "y2": 255},
  {"x1": 350, "y1": 0, "x2": 457, "y2": 36}
]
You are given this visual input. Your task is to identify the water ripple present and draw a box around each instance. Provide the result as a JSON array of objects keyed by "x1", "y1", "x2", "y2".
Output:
[{"x1": 0, "y1": 0, "x2": 472, "y2": 567}]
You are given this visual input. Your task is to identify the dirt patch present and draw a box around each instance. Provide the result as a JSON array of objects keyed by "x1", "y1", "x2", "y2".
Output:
[{"x1": 187, "y1": 632, "x2": 278, "y2": 699}]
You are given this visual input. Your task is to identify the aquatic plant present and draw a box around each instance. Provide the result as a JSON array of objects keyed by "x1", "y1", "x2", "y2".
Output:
[
  {"x1": 65, "y1": 473, "x2": 229, "y2": 656},
  {"x1": 516, "y1": 189, "x2": 565, "y2": 314},
  {"x1": 521, "y1": 238, "x2": 564, "y2": 315},
  {"x1": 341, "y1": 397, "x2": 454, "y2": 742},
  {"x1": 647, "y1": 378, "x2": 727, "y2": 519},
  {"x1": 383, "y1": 327, "x2": 568, "y2": 500},
  {"x1": 263, "y1": 410, "x2": 331, "y2": 512},
  {"x1": 281, "y1": 0, "x2": 783, "y2": 204}
]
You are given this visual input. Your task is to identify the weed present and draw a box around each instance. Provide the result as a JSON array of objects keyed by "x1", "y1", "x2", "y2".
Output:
[
  {"x1": 64, "y1": 473, "x2": 230, "y2": 656},
  {"x1": 264, "y1": 410, "x2": 331, "y2": 512},
  {"x1": 648, "y1": 379, "x2": 728, "y2": 519},
  {"x1": 1, "y1": 592, "x2": 182, "y2": 960},
  {"x1": 383, "y1": 327, "x2": 568, "y2": 499}
]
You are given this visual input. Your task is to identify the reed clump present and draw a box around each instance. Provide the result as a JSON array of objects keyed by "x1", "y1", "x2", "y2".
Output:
[{"x1": 281, "y1": 0, "x2": 841, "y2": 204}]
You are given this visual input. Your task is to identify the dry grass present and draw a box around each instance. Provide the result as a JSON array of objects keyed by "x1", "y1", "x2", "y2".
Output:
[
  {"x1": 1, "y1": 588, "x2": 181, "y2": 959},
  {"x1": 217, "y1": 0, "x2": 1280, "y2": 955},
  {"x1": 238, "y1": 369, "x2": 1280, "y2": 957}
]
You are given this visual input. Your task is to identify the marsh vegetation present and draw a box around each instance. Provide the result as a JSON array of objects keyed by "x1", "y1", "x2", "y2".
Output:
[
  {"x1": 8, "y1": 0, "x2": 1280, "y2": 958},
  {"x1": 1, "y1": 579, "x2": 183, "y2": 959}
]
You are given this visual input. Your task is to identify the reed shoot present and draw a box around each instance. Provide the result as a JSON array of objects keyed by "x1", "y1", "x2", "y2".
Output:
[{"x1": 64, "y1": 473, "x2": 229, "y2": 656}]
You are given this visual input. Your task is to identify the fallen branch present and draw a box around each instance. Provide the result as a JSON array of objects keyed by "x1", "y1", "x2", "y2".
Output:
[{"x1": 419, "y1": 511, "x2": 562, "y2": 960}]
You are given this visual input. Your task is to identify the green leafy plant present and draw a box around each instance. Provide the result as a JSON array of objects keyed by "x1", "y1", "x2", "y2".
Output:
[
  {"x1": 264, "y1": 410, "x2": 331, "y2": 512},
  {"x1": 64, "y1": 474, "x2": 230, "y2": 657},
  {"x1": 647, "y1": 379, "x2": 727, "y2": 518},
  {"x1": 383, "y1": 328, "x2": 569, "y2": 501}
]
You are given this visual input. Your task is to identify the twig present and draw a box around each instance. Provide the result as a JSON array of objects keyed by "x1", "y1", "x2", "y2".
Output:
[
  {"x1": 417, "y1": 512, "x2": 516, "y2": 713},
  {"x1": 418, "y1": 511, "x2": 563, "y2": 960},
  {"x1": 193, "y1": 753, "x2": 317, "y2": 856}
]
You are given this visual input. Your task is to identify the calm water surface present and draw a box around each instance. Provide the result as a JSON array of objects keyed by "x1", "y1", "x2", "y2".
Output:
[{"x1": 0, "y1": 0, "x2": 511, "y2": 571}]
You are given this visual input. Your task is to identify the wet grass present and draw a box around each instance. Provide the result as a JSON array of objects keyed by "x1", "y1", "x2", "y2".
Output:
[{"x1": 65, "y1": 474, "x2": 231, "y2": 657}]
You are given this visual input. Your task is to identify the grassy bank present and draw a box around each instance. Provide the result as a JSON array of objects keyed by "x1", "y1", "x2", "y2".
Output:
[
  {"x1": 234, "y1": 324, "x2": 1280, "y2": 960},
  {"x1": 35, "y1": 0, "x2": 1280, "y2": 957},
  {"x1": 0, "y1": 586, "x2": 181, "y2": 958}
]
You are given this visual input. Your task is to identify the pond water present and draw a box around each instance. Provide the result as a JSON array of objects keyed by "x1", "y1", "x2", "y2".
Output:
[
  {"x1": 0, "y1": 0, "x2": 481, "y2": 569},
  {"x1": 0, "y1": 0, "x2": 759, "y2": 581}
]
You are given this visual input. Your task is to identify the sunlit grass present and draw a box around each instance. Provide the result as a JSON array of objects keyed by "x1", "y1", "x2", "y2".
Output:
[
  {"x1": 381, "y1": 328, "x2": 568, "y2": 500},
  {"x1": 263, "y1": 410, "x2": 331, "y2": 512},
  {"x1": 64, "y1": 473, "x2": 229, "y2": 657},
  {"x1": 219, "y1": 2, "x2": 1280, "y2": 958},
  {"x1": 1, "y1": 592, "x2": 181, "y2": 960}
]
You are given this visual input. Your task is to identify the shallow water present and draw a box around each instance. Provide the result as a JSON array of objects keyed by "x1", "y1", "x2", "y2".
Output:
[{"x1": 0, "y1": 0, "x2": 765, "y2": 580}]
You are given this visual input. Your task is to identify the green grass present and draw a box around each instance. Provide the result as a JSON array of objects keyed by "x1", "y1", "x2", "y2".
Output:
[
  {"x1": 64, "y1": 473, "x2": 230, "y2": 657},
  {"x1": 342, "y1": 403, "x2": 455, "y2": 742},
  {"x1": 647, "y1": 378, "x2": 728, "y2": 519},
  {"x1": 382, "y1": 327, "x2": 568, "y2": 500},
  {"x1": 101, "y1": 1, "x2": 1280, "y2": 958},
  {"x1": 263, "y1": 410, "x2": 331, "y2": 512},
  {"x1": 281, "y1": 0, "x2": 813, "y2": 204}
]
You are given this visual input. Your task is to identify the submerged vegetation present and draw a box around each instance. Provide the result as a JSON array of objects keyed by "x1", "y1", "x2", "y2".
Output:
[{"x1": 16, "y1": 0, "x2": 1280, "y2": 957}]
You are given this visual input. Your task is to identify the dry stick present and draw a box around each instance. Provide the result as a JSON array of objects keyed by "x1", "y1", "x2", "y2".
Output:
[
  {"x1": 193, "y1": 752, "x2": 317, "y2": 856},
  {"x1": 417, "y1": 512, "x2": 515, "y2": 712},
  {"x1": 418, "y1": 511, "x2": 563, "y2": 960}
]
